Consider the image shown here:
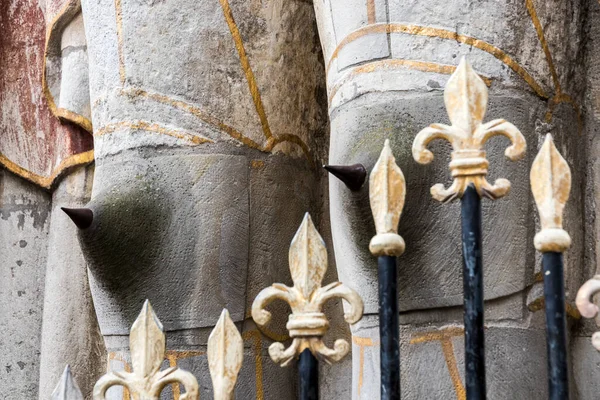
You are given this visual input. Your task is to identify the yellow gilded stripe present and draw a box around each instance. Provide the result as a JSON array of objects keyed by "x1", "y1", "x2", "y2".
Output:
[
  {"x1": 327, "y1": 23, "x2": 548, "y2": 99},
  {"x1": 41, "y1": 0, "x2": 93, "y2": 132},
  {"x1": 0, "y1": 150, "x2": 94, "y2": 190},
  {"x1": 328, "y1": 59, "x2": 492, "y2": 104},
  {"x1": 94, "y1": 120, "x2": 213, "y2": 145},
  {"x1": 218, "y1": 0, "x2": 273, "y2": 141},
  {"x1": 114, "y1": 0, "x2": 126, "y2": 85}
]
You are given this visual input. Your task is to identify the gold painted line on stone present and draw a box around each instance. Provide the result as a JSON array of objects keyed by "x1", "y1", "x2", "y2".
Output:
[
  {"x1": 242, "y1": 330, "x2": 265, "y2": 400},
  {"x1": 328, "y1": 59, "x2": 492, "y2": 104},
  {"x1": 525, "y1": 0, "x2": 560, "y2": 92},
  {"x1": 410, "y1": 328, "x2": 466, "y2": 400},
  {"x1": 106, "y1": 352, "x2": 133, "y2": 400},
  {"x1": 164, "y1": 350, "x2": 205, "y2": 400},
  {"x1": 219, "y1": 0, "x2": 273, "y2": 141},
  {"x1": 0, "y1": 150, "x2": 94, "y2": 190},
  {"x1": 528, "y1": 296, "x2": 582, "y2": 320},
  {"x1": 525, "y1": 0, "x2": 582, "y2": 133},
  {"x1": 114, "y1": 0, "x2": 126, "y2": 85},
  {"x1": 326, "y1": 23, "x2": 548, "y2": 99},
  {"x1": 94, "y1": 121, "x2": 214, "y2": 145},
  {"x1": 440, "y1": 339, "x2": 466, "y2": 400},
  {"x1": 121, "y1": 88, "x2": 263, "y2": 149},
  {"x1": 42, "y1": 0, "x2": 93, "y2": 132},
  {"x1": 409, "y1": 327, "x2": 465, "y2": 344},
  {"x1": 366, "y1": 0, "x2": 376, "y2": 24},
  {"x1": 351, "y1": 336, "x2": 378, "y2": 396},
  {"x1": 122, "y1": 88, "x2": 312, "y2": 162}
]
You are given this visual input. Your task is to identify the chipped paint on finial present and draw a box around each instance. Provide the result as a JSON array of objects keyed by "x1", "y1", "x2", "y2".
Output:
[
  {"x1": 369, "y1": 140, "x2": 406, "y2": 256},
  {"x1": 251, "y1": 213, "x2": 364, "y2": 366},
  {"x1": 531, "y1": 134, "x2": 571, "y2": 252},
  {"x1": 412, "y1": 57, "x2": 526, "y2": 202},
  {"x1": 92, "y1": 300, "x2": 199, "y2": 400},
  {"x1": 208, "y1": 309, "x2": 243, "y2": 400}
]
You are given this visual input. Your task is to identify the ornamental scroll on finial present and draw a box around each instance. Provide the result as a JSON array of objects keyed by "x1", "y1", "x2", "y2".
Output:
[
  {"x1": 93, "y1": 301, "x2": 199, "y2": 400},
  {"x1": 251, "y1": 213, "x2": 364, "y2": 366},
  {"x1": 412, "y1": 57, "x2": 526, "y2": 202},
  {"x1": 576, "y1": 277, "x2": 600, "y2": 351},
  {"x1": 531, "y1": 134, "x2": 572, "y2": 253},
  {"x1": 369, "y1": 139, "x2": 406, "y2": 257},
  {"x1": 208, "y1": 309, "x2": 244, "y2": 400}
]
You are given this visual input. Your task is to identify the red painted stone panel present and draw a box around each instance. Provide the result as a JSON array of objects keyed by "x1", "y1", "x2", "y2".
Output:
[{"x1": 0, "y1": 0, "x2": 93, "y2": 189}]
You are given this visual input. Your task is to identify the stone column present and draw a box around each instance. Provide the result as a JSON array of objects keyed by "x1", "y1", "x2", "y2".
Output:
[
  {"x1": 38, "y1": 166, "x2": 106, "y2": 400},
  {"x1": 313, "y1": 0, "x2": 586, "y2": 398}
]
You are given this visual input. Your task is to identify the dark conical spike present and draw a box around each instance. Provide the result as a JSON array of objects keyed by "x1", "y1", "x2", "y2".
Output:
[
  {"x1": 61, "y1": 207, "x2": 94, "y2": 230},
  {"x1": 324, "y1": 164, "x2": 367, "y2": 191}
]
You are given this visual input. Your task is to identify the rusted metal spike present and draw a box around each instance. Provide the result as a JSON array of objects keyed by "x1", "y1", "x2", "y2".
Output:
[
  {"x1": 61, "y1": 207, "x2": 93, "y2": 229},
  {"x1": 51, "y1": 365, "x2": 84, "y2": 400},
  {"x1": 324, "y1": 164, "x2": 367, "y2": 191}
]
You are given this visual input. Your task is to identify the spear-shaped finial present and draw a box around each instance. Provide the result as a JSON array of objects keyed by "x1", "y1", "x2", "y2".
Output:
[
  {"x1": 530, "y1": 134, "x2": 572, "y2": 252},
  {"x1": 51, "y1": 365, "x2": 83, "y2": 400},
  {"x1": 412, "y1": 57, "x2": 526, "y2": 201},
  {"x1": 208, "y1": 309, "x2": 243, "y2": 400},
  {"x1": 61, "y1": 207, "x2": 94, "y2": 229},
  {"x1": 531, "y1": 134, "x2": 572, "y2": 398},
  {"x1": 369, "y1": 139, "x2": 406, "y2": 257},
  {"x1": 369, "y1": 139, "x2": 405, "y2": 398},
  {"x1": 92, "y1": 300, "x2": 199, "y2": 400},
  {"x1": 251, "y1": 213, "x2": 364, "y2": 366},
  {"x1": 324, "y1": 164, "x2": 367, "y2": 191}
]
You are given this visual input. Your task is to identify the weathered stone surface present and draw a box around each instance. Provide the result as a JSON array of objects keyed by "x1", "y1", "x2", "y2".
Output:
[
  {"x1": 0, "y1": 0, "x2": 93, "y2": 188},
  {"x1": 38, "y1": 166, "x2": 105, "y2": 400},
  {"x1": 0, "y1": 170, "x2": 51, "y2": 398}
]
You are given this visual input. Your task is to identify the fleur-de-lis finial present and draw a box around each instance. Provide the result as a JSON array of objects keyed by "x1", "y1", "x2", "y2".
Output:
[
  {"x1": 251, "y1": 213, "x2": 364, "y2": 366},
  {"x1": 369, "y1": 139, "x2": 406, "y2": 256},
  {"x1": 530, "y1": 134, "x2": 572, "y2": 253},
  {"x1": 93, "y1": 300, "x2": 199, "y2": 400},
  {"x1": 412, "y1": 57, "x2": 526, "y2": 202},
  {"x1": 208, "y1": 309, "x2": 243, "y2": 400},
  {"x1": 576, "y1": 276, "x2": 600, "y2": 351},
  {"x1": 52, "y1": 365, "x2": 83, "y2": 400}
]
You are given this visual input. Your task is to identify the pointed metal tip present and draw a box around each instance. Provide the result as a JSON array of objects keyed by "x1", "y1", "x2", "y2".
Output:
[
  {"x1": 219, "y1": 308, "x2": 230, "y2": 321},
  {"x1": 52, "y1": 364, "x2": 83, "y2": 400},
  {"x1": 61, "y1": 207, "x2": 93, "y2": 230},
  {"x1": 324, "y1": 164, "x2": 367, "y2": 191}
]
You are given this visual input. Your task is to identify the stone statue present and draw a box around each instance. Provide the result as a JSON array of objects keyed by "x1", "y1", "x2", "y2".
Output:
[
  {"x1": 3, "y1": 0, "x2": 600, "y2": 398},
  {"x1": 312, "y1": 0, "x2": 592, "y2": 398}
]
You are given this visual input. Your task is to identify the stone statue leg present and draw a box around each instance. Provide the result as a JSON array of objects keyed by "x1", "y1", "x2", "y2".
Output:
[
  {"x1": 78, "y1": 0, "x2": 327, "y2": 397},
  {"x1": 313, "y1": 0, "x2": 585, "y2": 398}
]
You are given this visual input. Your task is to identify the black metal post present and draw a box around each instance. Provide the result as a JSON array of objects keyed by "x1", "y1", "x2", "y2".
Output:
[
  {"x1": 378, "y1": 255, "x2": 400, "y2": 399},
  {"x1": 298, "y1": 348, "x2": 318, "y2": 400},
  {"x1": 542, "y1": 251, "x2": 569, "y2": 400},
  {"x1": 461, "y1": 184, "x2": 486, "y2": 399}
]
